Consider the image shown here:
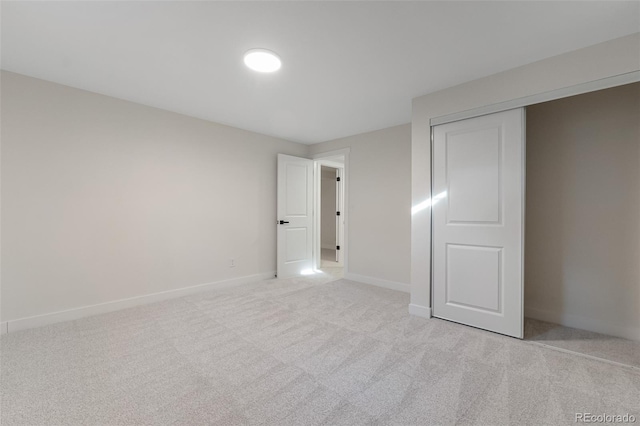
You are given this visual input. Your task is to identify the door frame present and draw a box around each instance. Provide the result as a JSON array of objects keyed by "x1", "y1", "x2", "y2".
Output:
[{"x1": 312, "y1": 148, "x2": 350, "y2": 273}]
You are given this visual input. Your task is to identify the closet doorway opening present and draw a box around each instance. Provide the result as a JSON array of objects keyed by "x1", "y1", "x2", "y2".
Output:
[
  {"x1": 428, "y1": 81, "x2": 640, "y2": 367},
  {"x1": 522, "y1": 82, "x2": 640, "y2": 367}
]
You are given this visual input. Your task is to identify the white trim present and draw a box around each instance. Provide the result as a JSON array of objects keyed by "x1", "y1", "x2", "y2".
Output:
[
  {"x1": 314, "y1": 161, "x2": 321, "y2": 270},
  {"x1": 525, "y1": 305, "x2": 640, "y2": 342},
  {"x1": 311, "y1": 147, "x2": 351, "y2": 161},
  {"x1": 3, "y1": 272, "x2": 274, "y2": 334},
  {"x1": 318, "y1": 159, "x2": 344, "y2": 169},
  {"x1": 430, "y1": 71, "x2": 640, "y2": 126},
  {"x1": 0, "y1": 322, "x2": 8, "y2": 335},
  {"x1": 409, "y1": 304, "x2": 432, "y2": 318},
  {"x1": 344, "y1": 272, "x2": 410, "y2": 293},
  {"x1": 521, "y1": 108, "x2": 527, "y2": 339}
]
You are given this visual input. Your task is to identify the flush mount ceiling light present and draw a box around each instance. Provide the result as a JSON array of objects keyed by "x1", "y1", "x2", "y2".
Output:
[{"x1": 243, "y1": 48, "x2": 281, "y2": 73}]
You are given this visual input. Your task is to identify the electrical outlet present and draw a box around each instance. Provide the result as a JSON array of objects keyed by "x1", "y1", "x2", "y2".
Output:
[{"x1": 229, "y1": 259, "x2": 236, "y2": 268}]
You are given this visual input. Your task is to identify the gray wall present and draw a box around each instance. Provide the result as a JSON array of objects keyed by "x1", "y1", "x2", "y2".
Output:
[
  {"x1": 411, "y1": 32, "x2": 640, "y2": 330},
  {"x1": 310, "y1": 124, "x2": 412, "y2": 287},
  {"x1": 1, "y1": 71, "x2": 307, "y2": 323},
  {"x1": 525, "y1": 83, "x2": 640, "y2": 338},
  {"x1": 1, "y1": 70, "x2": 413, "y2": 327}
]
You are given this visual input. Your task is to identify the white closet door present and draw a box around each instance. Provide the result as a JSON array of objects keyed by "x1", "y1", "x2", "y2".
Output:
[{"x1": 432, "y1": 108, "x2": 525, "y2": 338}]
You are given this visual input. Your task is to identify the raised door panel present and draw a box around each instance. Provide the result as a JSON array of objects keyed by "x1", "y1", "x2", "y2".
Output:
[
  {"x1": 446, "y1": 127, "x2": 502, "y2": 225},
  {"x1": 284, "y1": 227, "x2": 309, "y2": 263},
  {"x1": 446, "y1": 244, "x2": 502, "y2": 314},
  {"x1": 285, "y1": 163, "x2": 310, "y2": 217}
]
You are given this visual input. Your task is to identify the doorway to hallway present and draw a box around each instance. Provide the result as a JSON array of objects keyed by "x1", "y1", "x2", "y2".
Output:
[{"x1": 314, "y1": 150, "x2": 347, "y2": 279}]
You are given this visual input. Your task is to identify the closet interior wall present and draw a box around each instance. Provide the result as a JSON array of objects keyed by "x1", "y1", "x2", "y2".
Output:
[{"x1": 524, "y1": 82, "x2": 640, "y2": 341}]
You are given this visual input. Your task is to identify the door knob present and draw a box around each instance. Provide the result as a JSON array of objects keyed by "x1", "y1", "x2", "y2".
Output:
[{"x1": 279, "y1": 220, "x2": 289, "y2": 224}]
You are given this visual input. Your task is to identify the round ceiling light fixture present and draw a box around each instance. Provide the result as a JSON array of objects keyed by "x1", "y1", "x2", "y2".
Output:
[{"x1": 243, "y1": 48, "x2": 282, "y2": 73}]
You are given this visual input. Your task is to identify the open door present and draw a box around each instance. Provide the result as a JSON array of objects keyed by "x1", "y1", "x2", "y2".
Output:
[
  {"x1": 432, "y1": 108, "x2": 525, "y2": 338},
  {"x1": 277, "y1": 154, "x2": 314, "y2": 278}
]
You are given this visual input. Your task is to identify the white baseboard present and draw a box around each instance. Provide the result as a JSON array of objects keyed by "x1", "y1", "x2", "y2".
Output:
[
  {"x1": 0, "y1": 322, "x2": 8, "y2": 335},
  {"x1": 344, "y1": 272, "x2": 410, "y2": 293},
  {"x1": 525, "y1": 305, "x2": 640, "y2": 342},
  {"x1": 408, "y1": 304, "x2": 431, "y2": 318},
  {"x1": 4, "y1": 272, "x2": 275, "y2": 334}
]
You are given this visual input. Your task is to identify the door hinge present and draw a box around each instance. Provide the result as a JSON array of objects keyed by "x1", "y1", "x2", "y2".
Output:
[
  {"x1": 336, "y1": 245, "x2": 340, "y2": 250},
  {"x1": 336, "y1": 211, "x2": 341, "y2": 216},
  {"x1": 336, "y1": 177, "x2": 341, "y2": 182}
]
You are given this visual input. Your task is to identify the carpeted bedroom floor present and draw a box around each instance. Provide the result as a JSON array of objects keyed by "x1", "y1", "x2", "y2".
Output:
[{"x1": 1, "y1": 272, "x2": 639, "y2": 425}]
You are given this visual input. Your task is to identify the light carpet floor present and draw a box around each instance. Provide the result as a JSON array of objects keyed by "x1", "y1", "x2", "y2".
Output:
[{"x1": 2, "y1": 273, "x2": 639, "y2": 425}]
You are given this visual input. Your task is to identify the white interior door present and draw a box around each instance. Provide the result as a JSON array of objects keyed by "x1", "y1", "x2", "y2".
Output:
[
  {"x1": 432, "y1": 108, "x2": 525, "y2": 338},
  {"x1": 277, "y1": 154, "x2": 314, "y2": 278}
]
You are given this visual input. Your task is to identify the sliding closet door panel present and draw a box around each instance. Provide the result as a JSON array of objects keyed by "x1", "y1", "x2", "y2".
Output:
[{"x1": 432, "y1": 108, "x2": 525, "y2": 338}]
